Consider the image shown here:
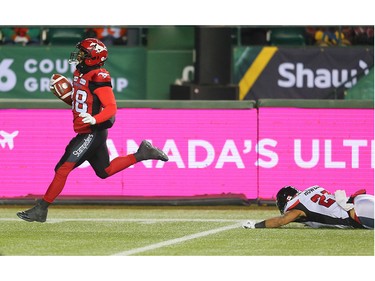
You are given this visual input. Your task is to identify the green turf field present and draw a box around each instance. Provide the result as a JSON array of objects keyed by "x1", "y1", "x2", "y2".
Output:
[{"x1": 1, "y1": 205, "x2": 373, "y2": 256}]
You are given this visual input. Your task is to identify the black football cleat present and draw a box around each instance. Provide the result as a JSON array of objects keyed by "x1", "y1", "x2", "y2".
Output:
[
  {"x1": 17, "y1": 201, "x2": 48, "y2": 223},
  {"x1": 135, "y1": 140, "x2": 169, "y2": 162}
]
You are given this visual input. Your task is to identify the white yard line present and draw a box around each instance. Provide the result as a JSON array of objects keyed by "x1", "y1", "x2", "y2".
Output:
[
  {"x1": 1, "y1": 217, "x2": 244, "y2": 255},
  {"x1": 112, "y1": 222, "x2": 241, "y2": 256}
]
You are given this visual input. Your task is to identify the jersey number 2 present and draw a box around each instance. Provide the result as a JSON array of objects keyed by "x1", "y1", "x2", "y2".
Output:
[{"x1": 310, "y1": 190, "x2": 335, "y2": 208}]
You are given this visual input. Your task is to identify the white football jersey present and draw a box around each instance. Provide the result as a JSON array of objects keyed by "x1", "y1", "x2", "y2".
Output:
[{"x1": 283, "y1": 185, "x2": 359, "y2": 228}]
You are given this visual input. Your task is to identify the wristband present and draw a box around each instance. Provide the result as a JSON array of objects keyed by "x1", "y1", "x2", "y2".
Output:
[{"x1": 255, "y1": 220, "x2": 266, "y2": 228}]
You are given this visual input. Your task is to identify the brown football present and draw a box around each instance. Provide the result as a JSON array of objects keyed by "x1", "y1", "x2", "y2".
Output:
[{"x1": 50, "y1": 74, "x2": 73, "y2": 104}]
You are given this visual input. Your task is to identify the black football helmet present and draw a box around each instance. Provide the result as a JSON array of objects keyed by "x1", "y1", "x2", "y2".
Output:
[{"x1": 276, "y1": 186, "x2": 300, "y2": 214}]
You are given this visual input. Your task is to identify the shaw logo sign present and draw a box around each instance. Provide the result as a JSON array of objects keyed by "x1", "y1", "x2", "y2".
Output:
[
  {"x1": 236, "y1": 46, "x2": 374, "y2": 100},
  {"x1": 277, "y1": 60, "x2": 370, "y2": 89}
]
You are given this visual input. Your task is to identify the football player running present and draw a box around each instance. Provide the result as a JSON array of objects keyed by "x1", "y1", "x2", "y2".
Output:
[
  {"x1": 17, "y1": 38, "x2": 169, "y2": 223},
  {"x1": 243, "y1": 186, "x2": 374, "y2": 229}
]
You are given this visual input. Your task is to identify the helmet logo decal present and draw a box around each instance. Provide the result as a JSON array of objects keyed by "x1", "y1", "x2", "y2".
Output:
[{"x1": 90, "y1": 42, "x2": 107, "y2": 54}]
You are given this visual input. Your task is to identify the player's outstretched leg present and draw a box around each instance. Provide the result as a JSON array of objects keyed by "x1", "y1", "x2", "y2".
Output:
[
  {"x1": 134, "y1": 140, "x2": 169, "y2": 162},
  {"x1": 17, "y1": 200, "x2": 49, "y2": 223}
]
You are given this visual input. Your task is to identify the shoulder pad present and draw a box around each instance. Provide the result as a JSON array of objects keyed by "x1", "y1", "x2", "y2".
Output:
[{"x1": 92, "y1": 68, "x2": 111, "y2": 83}]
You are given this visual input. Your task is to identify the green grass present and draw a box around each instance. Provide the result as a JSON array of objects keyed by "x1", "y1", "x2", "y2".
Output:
[{"x1": 1, "y1": 205, "x2": 373, "y2": 256}]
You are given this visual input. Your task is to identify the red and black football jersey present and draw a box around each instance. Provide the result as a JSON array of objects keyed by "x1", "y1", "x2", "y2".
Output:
[{"x1": 71, "y1": 68, "x2": 116, "y2": 133}]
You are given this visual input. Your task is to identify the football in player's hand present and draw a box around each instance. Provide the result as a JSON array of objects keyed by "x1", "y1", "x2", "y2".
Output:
[{"x1": 50, "y1": 74, "x2": 73, "y2": 104}]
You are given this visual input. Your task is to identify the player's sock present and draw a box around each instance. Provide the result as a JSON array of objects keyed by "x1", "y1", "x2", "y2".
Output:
[
  {"x1": 43, "y1": 162, "x2": 75, "y2": 203},
  {"x1": 104, "y1": 155, "x2": 137, "y2": 176},
  {"x1": 347, "y1": 189, "x2": 367, "y2": 203}
]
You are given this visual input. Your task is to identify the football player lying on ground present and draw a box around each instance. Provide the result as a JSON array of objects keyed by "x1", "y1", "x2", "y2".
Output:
[
  {"x1": 243, "y1": 186, "x2": 374, "y2": 229},
  {"x1": 17, "y1": 38, "x2": 169, "y2": 223}
]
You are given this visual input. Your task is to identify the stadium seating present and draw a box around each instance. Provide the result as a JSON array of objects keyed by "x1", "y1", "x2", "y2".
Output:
[
  {"x1": 0, "y1": 27, "x2": 42, "y2": 45},
  {"x1": 45, "y1": 27, "x2": 85, "y2": 45},
  {"x1": 269, "y1": 27, "x2": 306, "y2": 46},
  {"x1": 146, "y1": 26, "x2": 194, "y2": 50}
]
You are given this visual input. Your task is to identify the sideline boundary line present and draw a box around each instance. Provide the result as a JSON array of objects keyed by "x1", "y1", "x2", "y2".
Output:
[
  {"x1": 112, "y1": 222, "x2": 241, "y2": 256},
  {"x1": 0, "y1": 218, "x2": 243, "y2": 223}
]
